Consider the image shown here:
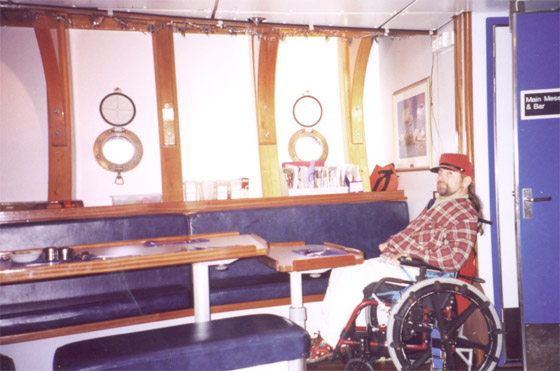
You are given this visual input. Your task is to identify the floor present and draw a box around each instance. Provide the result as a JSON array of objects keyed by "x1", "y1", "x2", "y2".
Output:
[{"x1": 308, "y1": 357, "x2": 524, "y2": 370}]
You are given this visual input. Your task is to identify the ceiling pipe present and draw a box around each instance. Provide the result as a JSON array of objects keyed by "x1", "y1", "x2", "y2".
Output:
[
  {"x1": 211, "y1": 0, "x2": 220, "y2": 20},
  {"x1": 378, "y1": 0, "x2": 418, "y2": 30}
]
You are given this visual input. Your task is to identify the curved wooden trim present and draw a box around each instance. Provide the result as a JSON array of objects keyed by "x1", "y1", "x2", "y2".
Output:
[
  {"x1": 454, "y1": 15, "x2": 464, "y2": 153},
  {"x1": 350, "y1": 38, "x2": 373, "y2": 145},
  {"x1": 340, "y1": 37, "x2": 373, "y2": 191},
  {"x1": 33, "y1": 15, "x2": 66, "y2": 147},
  {"x1": 33, "y1": 15, "x2": 73, "y2": 200},
  {"x1": 254, "y1": 34, "x2": 282, "y2": 197},
  {"x1": 0, "y1": 191, "x2": 406, "y2": 224},
  {"x1": 463, "y1": 12, "x2": 475, "y2": 168},
  {"x1": 153, "y1": 26, "x2": 184, "y2": 202},
  {"x1": 255, "y1": 35, "x2": 279, "y2": 145},
  {"x1": 0, "y1": 294, "x2": 325, "y2": 345}
]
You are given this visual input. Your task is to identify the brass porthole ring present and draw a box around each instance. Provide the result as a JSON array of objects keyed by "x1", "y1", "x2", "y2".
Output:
[
  {"x1": 99, "y1": 92, "x2": 136, "y2": 127},
  {"x1": 293, "y1": 95, "x2": 323, "y2": 128},
  {"x1": 93, "y1": 129, "x2": 143, "y2": 173},
  {"x1": 288, "y1": 129, "x2": 329, "y2": 162}
]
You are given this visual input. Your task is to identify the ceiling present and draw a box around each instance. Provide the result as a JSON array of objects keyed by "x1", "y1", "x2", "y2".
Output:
[{"x1": 2, "y1": 0, "x2": 560, "y2": 31}]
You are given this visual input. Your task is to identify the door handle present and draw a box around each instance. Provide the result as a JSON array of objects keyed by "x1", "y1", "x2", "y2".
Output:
[
  {"x1": 525, "y1": 196, "x2": 552, "y2": 202},
  {"x1": 523, "y1": 188, "x2": 552, "y2": 219}
]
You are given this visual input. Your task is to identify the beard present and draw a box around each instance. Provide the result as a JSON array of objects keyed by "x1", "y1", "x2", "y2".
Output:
[{"x1": 437, "y1": 181, "x2": 451, "y2": 196}]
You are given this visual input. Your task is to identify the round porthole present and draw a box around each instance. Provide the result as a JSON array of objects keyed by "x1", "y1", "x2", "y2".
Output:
[
  {"x1": 288, "y1": 129, "x2": 329, "y2": 162},
  {"x1": 289, "y1": 94, "x2": 328, "y2": 162},
  {"x1": 95, "y1": 89, "x2": 142, "y2": 184},
  {"x1": 293, "y1": 95, "x2": 323, "y2": 128},
  {"x1": 99, "y1": 92, "x2": 136, "y2": 127},
  {"x1": 93, "y1": 129, "x2": 143, "y2": 184}
]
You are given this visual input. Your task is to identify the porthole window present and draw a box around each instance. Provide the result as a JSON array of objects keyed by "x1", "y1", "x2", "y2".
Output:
[
  {"x1": 288, "y1": 94, "x2": 328, "y2": 162},
  {"x1": 288, "y1": 129, "x2": 329, "y2": 162},
  {"x1": 293, "y1": 95, "x2": 323, "y2": 127},
  {"x1": 94, "y1": 89, "x2": 142, "y2": 184},
  {"x1": 99, "y1": 92, "x2": 136, "y2": 127}
]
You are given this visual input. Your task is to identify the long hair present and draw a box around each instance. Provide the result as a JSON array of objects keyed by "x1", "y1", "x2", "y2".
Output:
[{"x1": 467, "y1": 184, "x2": 485, "y2": 235}]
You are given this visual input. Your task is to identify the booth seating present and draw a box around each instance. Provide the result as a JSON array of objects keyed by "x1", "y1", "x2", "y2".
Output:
[
  {"x1": 1, "y1": 214, "x2": 193, "y2": 338},
  {"x1": 0, "y1": 196, "x2": 409, "y2": 342},
  {"x1": 53, "y1": 314, "x2": 309, "y2": 371}
]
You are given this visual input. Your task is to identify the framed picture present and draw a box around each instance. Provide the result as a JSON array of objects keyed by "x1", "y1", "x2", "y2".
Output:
[{"x1": 392, "y1": 77, "x2": 432, "y2": 171}]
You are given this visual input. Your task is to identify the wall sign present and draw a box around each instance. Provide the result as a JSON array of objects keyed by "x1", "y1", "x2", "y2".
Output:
[{"x1": 520, "y1": 88, "x2": 560, "y2": 120}]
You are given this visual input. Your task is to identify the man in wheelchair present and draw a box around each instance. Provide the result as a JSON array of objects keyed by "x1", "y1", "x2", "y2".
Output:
[{"x1": 309, "y1": 154, "x2": 503, "y2": 370}]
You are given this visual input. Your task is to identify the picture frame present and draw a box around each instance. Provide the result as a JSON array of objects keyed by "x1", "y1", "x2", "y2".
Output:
[{"x1": 392, "y1": 77, "x2": 432, "y2": 171}]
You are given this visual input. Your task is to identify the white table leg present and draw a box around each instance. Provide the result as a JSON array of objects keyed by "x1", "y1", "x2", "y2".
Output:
[
  {"x1": 289, "y1": 271, "x2": 307, "y2": 328},
  {"x1": 192, "y1": 262, "x2": 211, "y2": 322},
  {"x1": 192, "y1": 259, "x2": 237, "y2": 323}
]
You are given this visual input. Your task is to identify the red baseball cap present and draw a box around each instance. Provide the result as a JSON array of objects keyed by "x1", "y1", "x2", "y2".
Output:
[{"x1": 430, "y1": 153, "x2": 474, "y2": 179}]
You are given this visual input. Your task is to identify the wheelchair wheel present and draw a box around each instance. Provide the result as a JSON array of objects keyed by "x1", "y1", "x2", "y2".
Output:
[
  {"x1": 386, "y1": 277, "x2": 503, "y2": 371},
  {"x1": 345, "y1": 358, "x2": 374, "y2": 371}
]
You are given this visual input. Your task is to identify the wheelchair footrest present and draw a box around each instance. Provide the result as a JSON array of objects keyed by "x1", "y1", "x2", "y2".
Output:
[{"x1": 431, "y1": 328, "x2": 444, "y2": 371}]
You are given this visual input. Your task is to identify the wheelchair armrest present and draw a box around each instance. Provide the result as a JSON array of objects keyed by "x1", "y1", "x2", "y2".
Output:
[
  {"x1": 398, "y1": 257, "x2": 441, "y2": 271},
  {"x1": 399, "y1": 257, "x2": 486, "y2": 284},
  {"x1": 363, "y1": 277, "x2": 414, "y2": 299}
]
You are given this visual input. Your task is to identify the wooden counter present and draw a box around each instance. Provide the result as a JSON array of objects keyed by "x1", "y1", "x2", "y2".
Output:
[{"x1": 0, "y1": 191, "x2": 406, "y2": 224}]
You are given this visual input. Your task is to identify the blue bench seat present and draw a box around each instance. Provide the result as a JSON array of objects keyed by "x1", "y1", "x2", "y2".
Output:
[
  {"x1": 53, "y1": 314, "x2": 309, "y2": 370},
  {"x1": 0, "y1": 285, "x2": 190, "y2": 336}
]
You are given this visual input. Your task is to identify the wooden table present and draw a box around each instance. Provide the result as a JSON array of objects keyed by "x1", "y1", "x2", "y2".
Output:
[
  {"x1": 258, "y1": 241, "x2": 364, "y2": 328},
  {"x1": 0, "y1": 232, "x2": 268, "y2": 323}
]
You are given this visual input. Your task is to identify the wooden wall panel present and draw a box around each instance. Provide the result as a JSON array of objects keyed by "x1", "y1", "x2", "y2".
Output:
[
  {"x1": 463, "y1": 12, "x2": 475, "y2": 169},
  {"x1": 339, "y1": 37, "x2": 372, "y2": 191},
  {"x1": 254, "y1": 34, "x2": 281, "y2": 197},
  {"x1": 33, "y1": 15, "x2": 73, "y2": 200},
  {"x1": 454, "y1": 14, "x2": 464, "y2": 154},
  {"x1": 152, "y1": 26, "x2": 184, "y2": 202}
]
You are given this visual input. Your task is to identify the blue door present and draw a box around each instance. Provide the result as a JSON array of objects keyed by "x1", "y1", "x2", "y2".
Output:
[{"x1": 514, "y1": 11, "x2": 560, "y2": 370}]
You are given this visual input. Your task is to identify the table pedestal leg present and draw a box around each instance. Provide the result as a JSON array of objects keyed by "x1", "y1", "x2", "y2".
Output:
[
  {"x1": 289, "y1": 272, "x2": 307, "y2": 328},
  {"x1": 193, "y1": 262, "x2": 210, "y2": 323}
]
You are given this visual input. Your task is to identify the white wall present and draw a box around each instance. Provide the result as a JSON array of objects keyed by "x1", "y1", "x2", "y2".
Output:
[
  {"x1": 174, "y1": 33, "x2": 263, "y2": 197},
  {"x1": 0, "y1": 29, "x2": 347, "y2": 205},
  {"x1": 0, "y1": 27, "x2": 48, "y2": 202},
  {"x1": 375, "y1": 34, "x2": 448, "y2": 219},
  {"x1": 69, "y1": 29, "x2": 162, "y2": 206},
  {"x1": 276, "y1": 37, "x2": 344, "y2": 166},
  {"x1": 0, "y1": 28, "x2": 447, "y2": 211}
]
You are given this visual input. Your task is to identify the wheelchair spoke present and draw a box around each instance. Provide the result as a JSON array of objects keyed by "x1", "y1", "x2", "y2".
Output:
[
  {"x1": 402, "y1": 320, "x2": 431, "y2": 335},
  {"x1": 428, "y1": 293, "x2": 448, "y2": 333},
  {"x1": 443, "y1": 340, "x2": 457, "y2": 370},
  {"x1": 447, "y1": 302, "x2": 477, "y2": 334},
  {"x1": 454, "y1": 336, "x2": 490, "y2": 352},
  {"x1": 409, "y1": 349, "x2": 431, "y2": 369}
]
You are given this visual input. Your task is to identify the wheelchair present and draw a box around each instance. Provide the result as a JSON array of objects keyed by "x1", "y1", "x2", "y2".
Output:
[{"x1": 330, "y1": 257, "x2": 503, "y2": 371}]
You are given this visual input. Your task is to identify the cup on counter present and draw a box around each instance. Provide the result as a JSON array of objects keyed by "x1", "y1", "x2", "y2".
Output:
[
  {"x1": 43, "y1": 247, "x2": 60, "y2": 262},
  {"x1": 60, "y1": 247, "x2": 74, "y2": 261},
  {"x1": 199, "y1": 180, "x2": 216, "y2": 201},
  {"x1": 0, "y1": 253, "x2": 12, "y2": 269}
]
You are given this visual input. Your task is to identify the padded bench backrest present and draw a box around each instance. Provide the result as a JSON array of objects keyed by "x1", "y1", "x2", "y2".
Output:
[
  {"x1": 189, "y1": 201, "x2": 409, "y2": 259},
  {"x1": 0, "y1": 214, "x2": 189, "y2": 251},
  {"x1": 0, "y1": 213, "x2": 192, "y2": 306}
]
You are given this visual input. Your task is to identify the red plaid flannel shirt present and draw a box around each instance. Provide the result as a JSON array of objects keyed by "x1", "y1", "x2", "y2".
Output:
[{"x1": 384, "y1": 198, "x2": 478, "y2": 272}]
